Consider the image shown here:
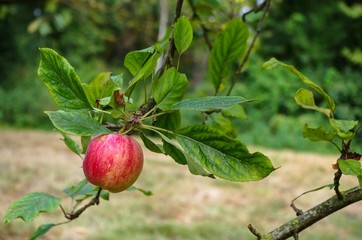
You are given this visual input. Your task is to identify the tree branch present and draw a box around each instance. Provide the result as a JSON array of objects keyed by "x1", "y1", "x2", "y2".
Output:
[
  {"x1": 61, "y1": 187, "x2": 102, "y2": 220},
  {"x1": 249, "y1": 186, "x2": 362, "y2": 240}
]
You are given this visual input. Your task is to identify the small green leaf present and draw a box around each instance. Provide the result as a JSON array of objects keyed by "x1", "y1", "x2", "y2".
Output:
[
  {"x1": 176, "y1": 125, "x2": 275, "y2": 181},
  {"x1": 63, "y1": 179, "x2": 109, "y2": 202},
  {"x1": 153, "y1": 110, "x2": 181, "y2": 132},
  {"x1": 83, "y1": 72, "x2": 117, "y2": 107},
  {"x1": 61, "y1": 132, "x2": 81, "y2": 156},
  {"x1": 338, "y1": 159, "x2": 362, "y2": 176},
  {"x1": 295, "y1": 88, "x2": 331, "y2": 117},
  {"x1": 263, "y1": 58, "x2": 335, "y2": 114},
  {"x1": 174, "y1": 16, "x2": 193, "y2": 55},
  {"x1": 139, "y1": 131, "x2": 163, "y2": 154},
  {"x1": 125, "y1": 47, "x2": 161, "y2": 97},
  {"x1": 329, "y1": 119, "x2": 358, "y2": 140},
  {"x1": 153, "y1": 68, "x2": 188, "y2": 110},
  {"x1": 29, "y1": 223, "x2": 56, "y2": 240},
  {"x1": 99, "y1": 96, "x2": 112, "y2": 106},
  {"x1": 302, "y1": 124, "x2": 335, "y2": 142},
  {"x1": 208, "y1": 18, "x2": 249, "y2": 93},
  {"x1": 81, "y1": 135, "x2": 91, "y2": 154},
  {"x1": 45, "y1": 110, "x2": 112, "y2": 136},
  {"x1": 329, "y1": 119, "x2": 358, "y2": 132},
  {"x1": 222, "y1": 104, "x2": 247, "y2": 119},
  {"x1": 172, "y1": 96, "x2": 256, "y2": 111},
  {"x1": 38, "y1": 48, "x2": 91, "y2": 110},
  {"x1": 111, "y1": 74, "x2": 124, "y2": 88},
  {"x1": 3, "y1": 192, "x2": 60, "y2": 223},
  {"x1": 63, "y1": 179, "x2": 91, "y2": 198},
  {"x1": 124, "y1": 46, "x2": 155, "y2": 77}
]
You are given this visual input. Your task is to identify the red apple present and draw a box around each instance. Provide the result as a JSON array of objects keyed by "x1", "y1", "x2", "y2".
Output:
[{"x1": 83, "y1": 134, "x2": 144, "y2": 193}]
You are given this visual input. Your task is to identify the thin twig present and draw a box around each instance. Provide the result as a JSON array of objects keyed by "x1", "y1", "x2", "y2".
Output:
[
  {"x1": 187, "y1": 0, "x2": 212, "y2": 50},
  {"x1": 253, "y1": 186, "x2": 362, "y2": 240},
  {"x1": 248, "y1": 224, "x2": 262, "y2": 239},
  {"x1": 290, "y1": 183, "x2": 334, "y2": 216},
  {"x1": 63, "y1": 188, "x2": 102, "y2": 220},
  {"x1": 333, "y1": 169, "x2": 343, "y2": 200},
  {"x1": 227, "y1": 0, "x2": 271, "y2": 96},
  {"x1": 159, "y1": 0, "x2": 184, "y2": 76}
]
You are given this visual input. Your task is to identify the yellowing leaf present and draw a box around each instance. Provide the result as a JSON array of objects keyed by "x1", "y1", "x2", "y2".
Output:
[{"x1": 295, "y1": 88, "x2": 331, "y2": 117}]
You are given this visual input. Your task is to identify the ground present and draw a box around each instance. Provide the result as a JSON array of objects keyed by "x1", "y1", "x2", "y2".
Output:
[{"x1": 0, "y1": 129, "x2": 361, "y2": 240}]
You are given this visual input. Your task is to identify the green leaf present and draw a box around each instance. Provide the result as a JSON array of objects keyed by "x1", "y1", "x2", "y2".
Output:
[
  {"x1": 163, "y1": 140, "x2": 187, "y2": 165},
  {"x1": 125, "y1": 47, "x2": 161, "y2": 97},
  {"x1": 329, "y1": 119, "x2": 358, "y2": 140},
  {"x1": 329, "y1": 119, "x2": 358, "y2": 132},
  {"x1": 141, "y1": 125, "x2": 188, "y2": 165},
  {"x1": 174, "y1": 16, "x2": 193, "y2": 55},
  {"x1": 153, "y1": 110, "x2": 181, "y2": 132},
  {"x1": 63, "y1": 179, "x2": 91, "y2": 198},
  {"x1": 208, "y1": 18, "x2": 249, "y2": 93},
  {"x1": 61, "y1": 132, "x2": 81, "y2": 156},
  {"x1": 172, "y1": 96, "x2": 256, "y2": 111},
  {"x1": 338, "y1": 159, "x2": 362, "y2": 176},
  {"x1": 295, "y1": 88, "x2": 331, "y2": 117},
  {"x1": 176, "y1": 125, "x2": 275, "y2": 181},
  {"x1": 263, "y1": 58, "x2": 335, "y2": 115},
  {"x1": 206, "y1": 113, "x2": 236, "y2": 138},
  {"x1": 302, "y1": 124, "x2": 335, "y2": 142},
  {"x1": 81, "y1": 135, "x2": 91, "y2": 154},
  {"x1": 45, "y1": 110, "x2": 112, "y2": 136},
  {"x1": 29, "y1": 223, "x2": 56, "y2": 240},
  {"x1": 124, "y1": 46, "x2": 155, "y2": 76},
  {"x1": 153, "y1": 68, "x2": 188, "y2": 110},
  {"x1": 142, "y1": 125, "x2": 213, "y2": 176},
  {"x1": 63, "y1": 179, "x2": 109, "y2": 202},
  {"x1": 221, "y1": 104, "x2": 247, "y2": 119},
  {"x1": 139, "y1": 131, "x2": 163, "y2": 154},
  {"x1": 3, "y1": 192, "x2": 60, "y2": 223},
  {"x1": 83, "y1": 72, "x2": 117, "y2": 107},
  {"x1": 111, "y1": 74, "x2": 124, "y2": 88},
  {"x1": 38, "y1": 48, "x2": 91, "y2": 110},
  {"x1": 185, "y1": 154, "x2": 214, "y2": 178}
]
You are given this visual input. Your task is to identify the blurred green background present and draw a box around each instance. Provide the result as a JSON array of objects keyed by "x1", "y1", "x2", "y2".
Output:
[{"x1": 1, "y1": 0, "x2": 361, "y2": 153}]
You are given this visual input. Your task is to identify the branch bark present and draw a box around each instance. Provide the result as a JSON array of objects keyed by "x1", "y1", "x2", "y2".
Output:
[{"x1": 249, "y1": 186, "x2": 362, "y2": 240}]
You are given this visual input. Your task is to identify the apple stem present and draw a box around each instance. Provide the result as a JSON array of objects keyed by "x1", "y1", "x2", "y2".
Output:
[{"x1": 61, "y1": 187, "x2": 103, "y2": 220}]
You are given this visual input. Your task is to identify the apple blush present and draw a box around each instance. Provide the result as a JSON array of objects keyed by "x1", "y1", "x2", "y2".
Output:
[{"x1": 83, "y1": 134, "x2": 144, "y2": 193}]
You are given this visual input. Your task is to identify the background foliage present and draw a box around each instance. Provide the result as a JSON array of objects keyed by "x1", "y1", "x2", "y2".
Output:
[{"x1": 0, "y1": 0, "x2": 361, "y2": 152}]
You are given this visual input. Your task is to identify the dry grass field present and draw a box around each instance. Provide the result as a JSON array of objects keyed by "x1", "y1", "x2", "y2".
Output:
[{"x1": 1, "y1": 129, "x2": 361, "y2": 240}]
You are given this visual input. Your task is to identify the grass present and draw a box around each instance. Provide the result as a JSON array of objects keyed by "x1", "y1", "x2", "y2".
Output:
[{"x1": 0, "y1": 129, "x2": 362, "y2": 240}]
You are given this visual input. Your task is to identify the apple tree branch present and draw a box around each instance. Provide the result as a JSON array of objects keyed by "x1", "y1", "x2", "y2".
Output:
[{"x1": 249, "y1": 186, "x2": 362, "y2": 240}]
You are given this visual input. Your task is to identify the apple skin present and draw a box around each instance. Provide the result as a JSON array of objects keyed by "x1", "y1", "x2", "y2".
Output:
[{"x1": 83, "y1": 134, "x2": 144, "y2": 193}]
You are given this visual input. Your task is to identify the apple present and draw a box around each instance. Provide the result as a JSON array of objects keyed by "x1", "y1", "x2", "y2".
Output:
[{"x1": 83, "y1": 133, "x2": 144, "y2": 193}]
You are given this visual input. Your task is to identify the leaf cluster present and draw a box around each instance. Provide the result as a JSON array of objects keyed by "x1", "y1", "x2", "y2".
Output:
[{"x1": 263, "y1": 58, "x2": 362, "y2": 188}]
